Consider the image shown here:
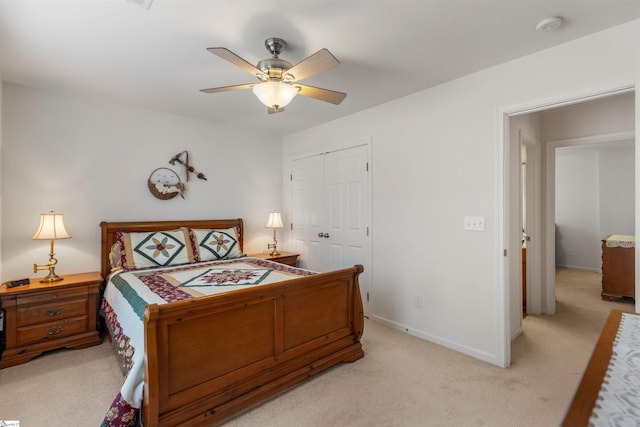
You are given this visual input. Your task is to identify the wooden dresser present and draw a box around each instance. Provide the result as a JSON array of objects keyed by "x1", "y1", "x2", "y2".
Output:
[
  {"x1": 0, "y1": 271, "x2": 103, "y2": 368},
  {"x1": 601, "y1": 235, "x2": 635, "y2": 301}
]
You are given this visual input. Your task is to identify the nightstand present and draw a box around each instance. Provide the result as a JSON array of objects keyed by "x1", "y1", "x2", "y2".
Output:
[
  {"x1": 0, "y1": 271, "x2": 102, "y2": 368},
  {"x1": 249, "y1": 251, "x2": 300, "y2": 267}
]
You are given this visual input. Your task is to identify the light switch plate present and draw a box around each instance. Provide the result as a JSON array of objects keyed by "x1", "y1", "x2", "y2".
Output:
[{"x1": 464, "y1": 216, "x2": 485, "y2": 231}]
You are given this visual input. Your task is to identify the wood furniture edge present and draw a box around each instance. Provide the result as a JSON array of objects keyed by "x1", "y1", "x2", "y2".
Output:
[
  {"x1": 561, "y1": 309, "x2": 624, "y2": 426},
  {"x1": 248, "y1": 251, "x2": 300, "y2": 266},
  {"x1": 600, "y1": 237, "x2": 635, "y2": 300},
  {"x1": 1, "y1": 271, "x2": 103, "y2": 294}
]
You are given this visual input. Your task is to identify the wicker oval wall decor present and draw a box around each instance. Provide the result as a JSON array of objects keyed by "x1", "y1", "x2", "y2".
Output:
[{"x1": 148, "y1": 167, "x2": 185, "y2": 200}]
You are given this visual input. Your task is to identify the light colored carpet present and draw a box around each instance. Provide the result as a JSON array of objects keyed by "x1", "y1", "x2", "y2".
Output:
[{"x1": 0, "y1": 268, "x2": 634, "y2": 426}]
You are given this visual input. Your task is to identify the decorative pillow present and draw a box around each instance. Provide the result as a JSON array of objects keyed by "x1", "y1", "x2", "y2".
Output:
[
  {"x1": 117, "y1": 228, "x2": 196, "y2": 270},
  {"x1": 190, "y1": 228, "x2": 242, "y2": 261},
  {"x1": 109, "y1": 241, "x2": 123, "y2": 271}
]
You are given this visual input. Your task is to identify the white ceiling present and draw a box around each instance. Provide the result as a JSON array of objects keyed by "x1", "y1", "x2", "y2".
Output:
[{"x1": 0, "y1": 0, "x2": 638, "y2": 138}]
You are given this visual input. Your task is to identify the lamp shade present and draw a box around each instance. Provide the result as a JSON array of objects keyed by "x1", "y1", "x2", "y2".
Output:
[
  {"x1": 252, "y1": 82, "x2": 298, "y2": 109},
  {"x1": 32, "y1": 212, "x2": 71, "y2": 240},
  {"x1": 265, "y1": 211, "x2": 284, "y2": 229}
]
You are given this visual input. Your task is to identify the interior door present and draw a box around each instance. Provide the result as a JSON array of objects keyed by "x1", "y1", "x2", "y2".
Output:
[
  {"x1": 291, "y1": 154, "x2": 325, "y2": 271},
  {"x1": 325, "y1": 147, "x2": 369, "y2": 271},
  {"x1": 290, "y1": 145, "x2": 371, "y2": 314}
]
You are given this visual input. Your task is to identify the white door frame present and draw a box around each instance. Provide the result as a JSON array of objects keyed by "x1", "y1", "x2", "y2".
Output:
[
  {"x1": 521, "y1": 132, "x2": 542, "y2": 315},
  {"x1": 498, "y1": 84, "x2": 638, "y2": 367}
]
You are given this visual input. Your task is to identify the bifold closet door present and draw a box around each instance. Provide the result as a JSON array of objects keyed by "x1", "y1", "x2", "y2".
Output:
[
  {"x1": 291, "y1": 145, "x2": 370, "y2": 312},
  {"x1": 324, "y1": 147, "x2": 369, "y2": 272},
  {"x1": 291, "y1": 153, "x2": 326, "y2": 271}
]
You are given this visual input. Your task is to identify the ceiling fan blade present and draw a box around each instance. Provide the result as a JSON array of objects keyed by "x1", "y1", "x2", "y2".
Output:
[
  {"x1": 285, "y1": 48, "x2": 339, "y2": 82},
  {"x1": 207, "y1": 47, "x2": 266, "y2": 79},
  {"x1": 295, "y1": 84, "x2": 346, "y2": 105},
  {"x1": 200, "y1": 83, "x2": 254, "y2": 93},
  {"x1": 268, "y1": 106, "x2": 285, "y2": 114}
]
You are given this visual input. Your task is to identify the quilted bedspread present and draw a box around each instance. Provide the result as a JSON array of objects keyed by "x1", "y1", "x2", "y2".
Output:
[{"x1": 99, "y1": 257, "x2": 315, "y2": 427}]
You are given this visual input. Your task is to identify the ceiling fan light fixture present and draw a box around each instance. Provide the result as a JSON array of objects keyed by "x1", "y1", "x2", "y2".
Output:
[
  {"x1": 203, "y1": 38, "x2": 345, "y2": 113},
  {"x1": 253, "y1": 81, "x2": 299, "y2": 109}
]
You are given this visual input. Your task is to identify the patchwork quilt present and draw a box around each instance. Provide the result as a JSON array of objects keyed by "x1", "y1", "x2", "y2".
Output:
[{"x1": 99, "y1": 257, "x2": 315, "y2": 427}]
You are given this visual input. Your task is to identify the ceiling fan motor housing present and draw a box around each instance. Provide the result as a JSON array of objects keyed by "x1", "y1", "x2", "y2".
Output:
[
  {"x1": 265, "y1": 37, "x2": 286, "y2": 55},
  {"x1": 256, "y1": 57, "x2": 293, "y2": 81}
]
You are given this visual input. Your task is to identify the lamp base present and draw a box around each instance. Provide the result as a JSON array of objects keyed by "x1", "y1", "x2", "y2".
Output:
[
  {"x1": 40, "y1": 273, "x2": 63, "y2": 283},
  {"x1": 33, "y1": 261, "x2": 63, "y2": 283},
  {"x1": 267, "y1": 242, "x2": 280, "y2": 256}
]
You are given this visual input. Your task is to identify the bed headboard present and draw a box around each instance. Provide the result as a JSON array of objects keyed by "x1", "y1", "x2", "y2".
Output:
[{"x1": 99, "y1": 218, "x2": 244, "y2": 279}]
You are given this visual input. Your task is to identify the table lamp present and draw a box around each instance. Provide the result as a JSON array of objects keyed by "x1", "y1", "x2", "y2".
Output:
[
  {"x1": 32, "y1": 212, "x2": 71, "y2": 282},
  {"x1": 265, "y1": 211, "x2": 284, "y2": 256}
]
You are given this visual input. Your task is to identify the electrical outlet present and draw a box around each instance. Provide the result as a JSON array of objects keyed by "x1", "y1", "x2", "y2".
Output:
[
  {"x1": 414, "y1": 293, "x2": 423, "y2": 308},
  {"x1": 567, "y1": 248, "x2": 575, "y2": 256}
]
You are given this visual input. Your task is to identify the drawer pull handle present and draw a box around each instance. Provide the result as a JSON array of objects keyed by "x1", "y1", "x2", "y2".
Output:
[
  {"x1": 45, "y1": 326, "x2": 64, "y2": 335},
  {"x1": 45, "y1": 308, "x2": 65, "y2": 316}
]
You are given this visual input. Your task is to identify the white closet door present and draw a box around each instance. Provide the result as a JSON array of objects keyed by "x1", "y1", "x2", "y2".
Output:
[
  {"x1": 291, "y1": 154, "x2": 326, "y2": 271},
  {"x1": 290, "y1": 144, "x2": 370, "y2": 315},
  {"x1": 325, "y1": 146, "x2": 369, "y2": 271}
]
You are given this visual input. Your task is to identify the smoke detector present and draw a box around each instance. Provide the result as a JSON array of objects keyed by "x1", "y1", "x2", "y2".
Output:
[{"x1": 536, "y1": 16, "x2": 564, "y2": 32}]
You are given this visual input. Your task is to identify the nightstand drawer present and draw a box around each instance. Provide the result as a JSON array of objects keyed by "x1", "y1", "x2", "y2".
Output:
[
  {"x1": 271, "y1": 255, "x2": 298, "y2": 267},
  {"x1": 17, "y1": 316, "x2": 88, "y2": 346},
  {"x1": 16, "y1": 287, "x2": 88, "y2": 306},
  {"x1": 17, "y1": 298, "x2": 87, "y2": 326}
]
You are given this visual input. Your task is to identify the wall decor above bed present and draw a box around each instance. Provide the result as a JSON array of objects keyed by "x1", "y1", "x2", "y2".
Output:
[
  {"x1": 147, "y1": 167, "x2": 185, "y2": 200},
  {"x1": 168, "y1": 150, "x2": 207, "y2": 181},
  {"x1": 148, "y1": 151, "x2": 208, "y2": 200}
]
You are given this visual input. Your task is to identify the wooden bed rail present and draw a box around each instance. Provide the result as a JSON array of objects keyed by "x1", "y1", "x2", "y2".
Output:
[
  {"x1": 143, "y1": 264, "x2": 365, "y2": 427},
  {"x1": 561, "y1": 309, "x2": 625, "y2": 426}
]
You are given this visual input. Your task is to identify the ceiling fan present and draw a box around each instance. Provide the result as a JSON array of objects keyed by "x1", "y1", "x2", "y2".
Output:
[{"x1": 200, "y1": 37, "x2": 347, "y2": 114}]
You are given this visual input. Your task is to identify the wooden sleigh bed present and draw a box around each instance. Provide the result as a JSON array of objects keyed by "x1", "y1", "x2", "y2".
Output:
[{"x1": 99, "y1": 218, "x2": 365, "y2": 426}]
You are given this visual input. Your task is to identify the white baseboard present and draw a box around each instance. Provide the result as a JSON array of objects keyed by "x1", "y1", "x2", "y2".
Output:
[
  {"x1": 511, "y1": 325, "x2": 523, "y2": 341},
  {"x1": 370, "y1": 315, "x2": 505, "y2": 367}
]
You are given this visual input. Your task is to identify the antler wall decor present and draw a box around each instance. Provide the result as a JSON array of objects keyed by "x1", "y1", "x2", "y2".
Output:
[{"x1": 169, "y1": 151, "x2": 207, "y2": 181}]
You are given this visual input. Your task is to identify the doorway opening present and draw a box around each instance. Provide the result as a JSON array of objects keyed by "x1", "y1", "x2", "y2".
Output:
[{"x1": 505, "y1": 88, "x2": 636, "y2": 365}]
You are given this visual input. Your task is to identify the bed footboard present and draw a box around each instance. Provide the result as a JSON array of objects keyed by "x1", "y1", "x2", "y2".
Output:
[{"x1": 143, "y1": 264, "x2": 364, "y2": 427}]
